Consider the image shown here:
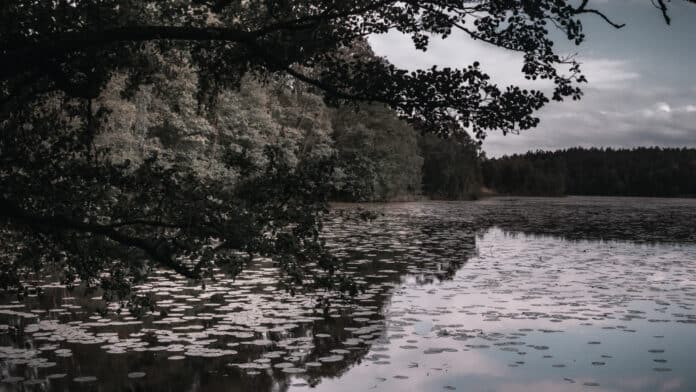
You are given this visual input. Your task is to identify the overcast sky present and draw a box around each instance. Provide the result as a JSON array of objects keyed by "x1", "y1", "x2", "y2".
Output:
[{"x1": 369, "y1": 1, "x2": 696, "y2": 157}]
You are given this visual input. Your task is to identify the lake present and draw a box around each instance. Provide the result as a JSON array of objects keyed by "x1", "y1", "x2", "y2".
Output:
[{"x1": 1, "y1": 197, "x2": 696, "y2": 391}]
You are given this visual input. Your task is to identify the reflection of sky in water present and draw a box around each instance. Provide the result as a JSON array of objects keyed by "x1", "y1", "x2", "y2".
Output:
[
  {"x1": 295, "y1": 228, "x2": 696, "y2": 392},
  {"x1": 1, "y1": 198, "x2": 696, "y2": 391}
]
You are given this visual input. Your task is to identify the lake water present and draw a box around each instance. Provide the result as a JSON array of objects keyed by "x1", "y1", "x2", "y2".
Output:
[{"x1": 2, "y1": 197, "x2": 696, "y2": 391}]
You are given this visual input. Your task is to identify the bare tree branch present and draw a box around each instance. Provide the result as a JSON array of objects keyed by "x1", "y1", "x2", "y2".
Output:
[{"x1": 574, "y1": 1, "x2": 626, "y2": 29}]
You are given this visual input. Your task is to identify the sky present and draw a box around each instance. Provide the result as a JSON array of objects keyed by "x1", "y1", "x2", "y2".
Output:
[{"x1": 368, "y1": 0, "x2": 696, "y2": 157}]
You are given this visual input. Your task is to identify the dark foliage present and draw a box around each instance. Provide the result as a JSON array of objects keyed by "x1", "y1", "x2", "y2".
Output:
[
  {"x1": 482, "y1": 147, "x2": 696, "y2": 197},
  {"x1": 419, "y1": 133, "x2": 483, "y2": 200},
  {"x1": 2, "y1": 0, "x2": 625, "y2": 136},
  {"x1": 331, "y1": 104, "x2": 422, "y2": 202}
]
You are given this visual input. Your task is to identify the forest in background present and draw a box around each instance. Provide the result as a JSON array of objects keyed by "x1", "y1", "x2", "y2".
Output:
[{"x1": 482, "y1": 147, "x2": 696, "y2": 197}]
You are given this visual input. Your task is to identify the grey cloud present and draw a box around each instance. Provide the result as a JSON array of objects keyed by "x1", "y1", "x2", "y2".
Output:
[
  {"x1": 368, "y1": 2, "x2": 696, "y2": 157},
  {"x1": 481, "y1": 86, "x2": 696, "y2": 157}
]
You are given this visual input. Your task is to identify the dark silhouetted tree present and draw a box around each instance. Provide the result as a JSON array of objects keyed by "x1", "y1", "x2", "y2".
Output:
[
  {"x1": 420, "y1": 133, "x2": 483, "y2": 200},
  {"x1": 482, "y1": 148, "x2": 696, "y2": 197}
]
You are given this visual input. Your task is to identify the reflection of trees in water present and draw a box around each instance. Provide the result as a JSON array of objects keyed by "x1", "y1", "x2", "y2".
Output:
[
  {"x1": 473, "y1": 198, "x2": 696, "y2": 244},
  {"x1": 266, "y1": 211, "x2": 480, "y2": 391},
  {"x1": 348, "y1": 198, "x2": 696, "y2": 246},
  {"x1": 0, "y1": 207, "x2": 480, "y2": 392}
]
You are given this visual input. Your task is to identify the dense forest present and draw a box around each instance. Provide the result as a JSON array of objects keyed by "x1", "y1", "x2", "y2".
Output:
[
  {"x1": 482, "y1": 148, "x2": 696, "y2": 197},
  {"x1": 104, "y1": 71, "x2": 696, "y2": 203},
  {"x1": 95, "y1": 49, "x2": 483, "y2": 204}
]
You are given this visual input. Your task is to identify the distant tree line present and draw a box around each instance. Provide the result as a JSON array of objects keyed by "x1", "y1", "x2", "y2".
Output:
[{"x1": 482, "y1": 147, "x2": 696, "y2": 197}]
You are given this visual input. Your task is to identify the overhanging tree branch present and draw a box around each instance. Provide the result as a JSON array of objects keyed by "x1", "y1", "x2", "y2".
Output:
[
  {"x1": 1, "y1": 26, "x2": 254, "y2": 80},
  {"x1": 0, "y1": 198, "x2": 198, "y2": 278}
]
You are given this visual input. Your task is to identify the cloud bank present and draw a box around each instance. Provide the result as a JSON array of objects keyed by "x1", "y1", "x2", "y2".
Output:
[{"x1": 368, "y1": 2, "x2": 696, "y2": 157}]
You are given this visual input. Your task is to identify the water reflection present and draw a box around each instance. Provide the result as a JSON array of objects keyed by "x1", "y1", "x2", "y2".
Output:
[
  {"x1": 1, "y1": 197, "x2": 696, "y2": 392},
  {"x1": 294, "y1": 226, "x2": 696, "y2": 392},
  {"x1": 0, "y1": 201, "x2": 479, "y2": 391}
]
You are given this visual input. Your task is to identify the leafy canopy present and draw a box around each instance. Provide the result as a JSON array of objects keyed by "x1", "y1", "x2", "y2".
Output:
[{"x1": 4, "y1": 0, "x2": 645, "y2": 136}]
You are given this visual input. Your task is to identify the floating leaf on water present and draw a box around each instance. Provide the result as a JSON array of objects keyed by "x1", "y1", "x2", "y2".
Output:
[
  {"x1": 281, "y1": 367, "x2": 306, "y2": 374},
  {"x1": 318, "y1": 355, "x2": 344, "y2": 363},
  {"x1": 423, "y1": 348, "x2": 451, "y2": 354},
  {"x1": 73, "y1": 376, "x2": 98, "y2": 383},
  {"x1": 1, "y1": 376, "x2": 24, "y2": 384},
  {"x1": 23, "y1": 379, "x2": 47, "y2": 386},
  {"x1": 247, "y1": 339, "x2": 273, "y2": 346},
  {"x1": 343, "y1": 338, "x2": 362, "y2": 346}
]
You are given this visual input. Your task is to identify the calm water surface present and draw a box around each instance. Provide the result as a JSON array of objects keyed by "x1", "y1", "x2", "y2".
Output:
[{"x1": 1, "y1": 197, "x2": 696, "y2": 391}]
